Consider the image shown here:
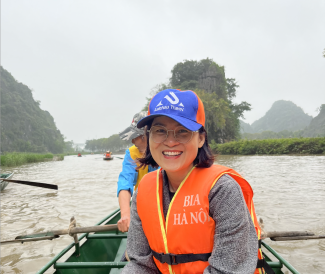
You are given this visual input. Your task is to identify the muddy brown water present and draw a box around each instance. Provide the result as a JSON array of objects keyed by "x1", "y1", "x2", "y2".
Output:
[{"x1": 1, "y1": 154, "x2": 324, "y2": 273}]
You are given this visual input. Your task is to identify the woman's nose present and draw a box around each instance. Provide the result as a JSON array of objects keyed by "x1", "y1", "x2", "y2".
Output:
[{"x1": 164, "y1": 131, "x2": 179, "y2": 146}]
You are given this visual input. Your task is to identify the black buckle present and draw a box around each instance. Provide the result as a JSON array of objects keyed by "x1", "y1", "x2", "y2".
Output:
[{"x1": 161, "y1": 253, "x2": 178, "y2": 265}]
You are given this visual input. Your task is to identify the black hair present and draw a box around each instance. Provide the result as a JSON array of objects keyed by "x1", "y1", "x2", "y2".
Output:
[{"x1": 137, "y1": 125, "x2": 214, "y2": 170}]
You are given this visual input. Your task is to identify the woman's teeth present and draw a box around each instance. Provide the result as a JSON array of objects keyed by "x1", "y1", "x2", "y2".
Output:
[{"x1": 163, "y1": 151, "x2": 182, "y2": 156}]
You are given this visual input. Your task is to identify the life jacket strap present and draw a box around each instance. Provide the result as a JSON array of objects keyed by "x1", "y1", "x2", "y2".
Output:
[
  {"x1": 256, "y1": 258, "x2": 275, "y2": 274},
  {"x1": 257, "y1": 240, "x2": 275, "y2": 274},
  {"x1": 152, "y1": 250, "x2": 211, "y2": 265}
]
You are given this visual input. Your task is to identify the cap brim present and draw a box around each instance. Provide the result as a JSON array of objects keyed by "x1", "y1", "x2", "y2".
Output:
[
  {"x1": 119, "y1": 126, "x2": 144, "y2": 141},
  {"x1": 137, "y1": 114, "x2": 202, "y2": 131}
]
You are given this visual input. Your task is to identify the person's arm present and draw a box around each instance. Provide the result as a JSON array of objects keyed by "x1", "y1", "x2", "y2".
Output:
[
  {"x1": 203, "y1": 174, "x2": 258, "y2": 274},
  {"x1": 121, "y1": 191, "x2": 160, "y2": 274},
  {"x1": 118, "y1": 190, "x2": 131, "y2": 232},
  {"x1": 117, "y1": 149, "x2": 137, "y2": 232}
]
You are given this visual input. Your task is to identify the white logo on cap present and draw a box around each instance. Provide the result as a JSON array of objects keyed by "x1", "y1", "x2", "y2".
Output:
[
  {"x1": 164, "y1": 92, "x2": 179, "y2": 104},
  {"x1": 154, "y1": 92, "x2": 185, "y2": 112}
]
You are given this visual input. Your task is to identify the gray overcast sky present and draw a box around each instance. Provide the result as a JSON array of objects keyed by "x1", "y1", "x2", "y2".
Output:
[{"x1": 2, "y1": 0, "x2": 325, "y2": 143}]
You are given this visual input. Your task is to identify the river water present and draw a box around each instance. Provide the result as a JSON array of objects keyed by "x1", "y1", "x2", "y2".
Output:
[{"x1": 1, "y1": 154, "x2": 324, "y2": 274}]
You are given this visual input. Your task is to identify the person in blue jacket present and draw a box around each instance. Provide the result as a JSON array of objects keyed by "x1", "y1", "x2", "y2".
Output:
[{"x1": 117, "y1": 111, "x2": 158, "y2": 232}]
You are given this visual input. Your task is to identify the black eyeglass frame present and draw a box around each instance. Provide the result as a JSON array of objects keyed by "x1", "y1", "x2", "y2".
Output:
[{"x1": 148, "y1": 125, "x2": 199, "y2": 144}]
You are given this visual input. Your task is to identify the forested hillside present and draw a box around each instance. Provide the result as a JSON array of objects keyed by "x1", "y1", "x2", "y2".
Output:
[
  {"x1": 1, "y1": 67, "x2": 65, "y2": 153},
  {"x1": 303, "y1": 104, "x2": 325, "y2": 137},
  {"x1": 250, "y1": 100, "x2": 312, "y2": 133},
  {"x1": 239, "y1": 102, "x2": 325, "y2": 140}
]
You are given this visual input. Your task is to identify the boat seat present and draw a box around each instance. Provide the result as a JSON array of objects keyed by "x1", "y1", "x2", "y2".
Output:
[
  {"x1": 54, "y1": 262, "x2": 127, "y2": 269},
  {"x1": 54, "y1": 236, "x2": 128, "y2": 271}
]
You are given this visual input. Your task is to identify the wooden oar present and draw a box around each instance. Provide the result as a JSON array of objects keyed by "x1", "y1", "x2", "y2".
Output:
[
  {"x1": 258, "y1": 218, "x2": 324, "y2": 241},
  {"x1": 1, "y1": 224, "x2": 118, "y2": 245},
  {"x1": 261, "y1": 231, "x2": 315, "y2": 239},
  {"x1": 270, "y1": 235, "x2": 325, "y2": 241},
  {"x1": 0, "y1": 179, "x2": 58, "y2": 190}
]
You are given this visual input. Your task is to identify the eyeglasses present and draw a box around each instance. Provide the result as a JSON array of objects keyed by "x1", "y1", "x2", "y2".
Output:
[{"x1": 148, "y1": 125, "x2": 198, "y2": 144}]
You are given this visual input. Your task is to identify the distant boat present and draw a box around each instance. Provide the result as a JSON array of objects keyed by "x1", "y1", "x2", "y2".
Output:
[
  {"x1": 104, "y1": 151, "x2": 112, "y2": 160},
  {"x1": 0, "y1": 172, "x2": 14, "y2": 191},
  {"x1": 103, "y1": 157, "x2": 114, "y2": 161}
]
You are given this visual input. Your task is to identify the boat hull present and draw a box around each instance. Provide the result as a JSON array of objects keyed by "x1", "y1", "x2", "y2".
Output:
[
  {"x1": 0, "y1": 173, "x2": 14, "y2": 191},
  {"x1": 37, "y1": 208, "x2": 300, "y2": 274},
  {"x1": 103, "y1": 157, "x2": 113, "y2": 161}
]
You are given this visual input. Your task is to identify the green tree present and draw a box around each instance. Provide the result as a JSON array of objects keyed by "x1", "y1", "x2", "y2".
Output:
[
  {"x1": 85, "y1": 134, "x2": 131, "y2": 152},
  {"x1": 195, "y1": 90, "x2": 229, "y2": 134},
  {"x1": 170, "y1": 58, "x2": 214, "y2": 89},
  {"x1": 142, "y1": 83, "x2": 170, "y2": 111},
  {"x1": 64, "y1": 140, "x2": 75, "y2": 153}
]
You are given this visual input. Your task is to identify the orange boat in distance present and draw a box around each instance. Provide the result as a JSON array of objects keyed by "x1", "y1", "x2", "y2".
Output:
[{"x1": 103, "y1": 151, "x2": 113, "y2": 160}]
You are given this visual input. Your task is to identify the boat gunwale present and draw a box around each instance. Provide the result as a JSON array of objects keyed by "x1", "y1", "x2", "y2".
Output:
[
  {"x1": 36, "y1": 208, "x2": 120, "y2": 274},
  {"x1": 261, "y1": 241, "x2": 300, "y2": 274}
]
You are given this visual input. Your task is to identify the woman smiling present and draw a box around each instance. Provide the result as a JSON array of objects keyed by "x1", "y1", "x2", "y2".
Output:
[{"x1": 121, "y1": 89, "x2": 268, "y2": 274}]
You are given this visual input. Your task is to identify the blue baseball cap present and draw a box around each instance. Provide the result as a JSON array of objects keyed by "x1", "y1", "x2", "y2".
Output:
[{"x1": 137, "y1": 89, "x2": 205, "y2": 131}]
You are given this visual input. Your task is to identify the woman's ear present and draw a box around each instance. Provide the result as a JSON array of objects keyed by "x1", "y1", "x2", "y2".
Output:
[{"x1": 198, "y1": 133, "x2": 205, "y2": 148}]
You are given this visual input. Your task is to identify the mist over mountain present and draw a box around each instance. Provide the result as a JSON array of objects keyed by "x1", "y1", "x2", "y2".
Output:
[
  {"x1": 1, "y1": 66, "x2": 65, "y2": 153},
  {"x1": 240, "y1": 120, "x2": 254, "y2": 134},
  {"x1": 250, "y1": 100, "x2": 313, "y2": 133}
]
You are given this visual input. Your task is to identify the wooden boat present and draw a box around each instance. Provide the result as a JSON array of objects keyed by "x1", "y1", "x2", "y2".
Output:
[
  {"x1": 37, "y1": 209, "x2": 300, "y2": 274},
  {"x1": 0, "y1": 172, "x2": 14, "y2": 191},
  {"x1": 103, "y1": 157, "x2": 114, "y2": 161}
]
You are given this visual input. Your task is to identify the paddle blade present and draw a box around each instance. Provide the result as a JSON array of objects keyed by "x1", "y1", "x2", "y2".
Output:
[
  {"x1": 16, "y1": 232, "x2": 57, "y2": 240},
  {"x1": 1, "y1": 179, "x2": 58, "y2": 190}
]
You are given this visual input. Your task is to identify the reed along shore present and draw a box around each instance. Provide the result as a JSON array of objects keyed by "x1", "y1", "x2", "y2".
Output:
[
  {"x1": 210, "y1": 137, "x2": 325, "y2": 155},
  {"x1": 1, "y1": 153, "x2": 64, "y2": 167}
]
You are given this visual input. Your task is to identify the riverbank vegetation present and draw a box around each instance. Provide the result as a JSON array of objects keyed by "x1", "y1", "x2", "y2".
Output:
[
  {"x1": 210, "y1": 137, "x2": 325, "y2": 155},
  {"x1": 85, "y1": 134, "x2": 131, "y2": 152},
  {"x1": 1, "y1": 153, "x2": 64, "y2": 167}
]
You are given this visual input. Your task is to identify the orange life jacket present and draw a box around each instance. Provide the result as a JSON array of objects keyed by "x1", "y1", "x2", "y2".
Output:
[{"x1": 137, "y1": 165, "x2": 265, "y2": 274}]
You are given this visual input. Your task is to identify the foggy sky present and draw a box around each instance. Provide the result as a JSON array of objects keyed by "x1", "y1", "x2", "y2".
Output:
[{"x1": 2, "y1": 0, "x2": 325, "y2": 143}]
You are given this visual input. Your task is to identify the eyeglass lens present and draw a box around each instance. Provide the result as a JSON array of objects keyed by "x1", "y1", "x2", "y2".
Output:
[{"x1": 150, "y1": 126, "x2": 193, "y2": 144}]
